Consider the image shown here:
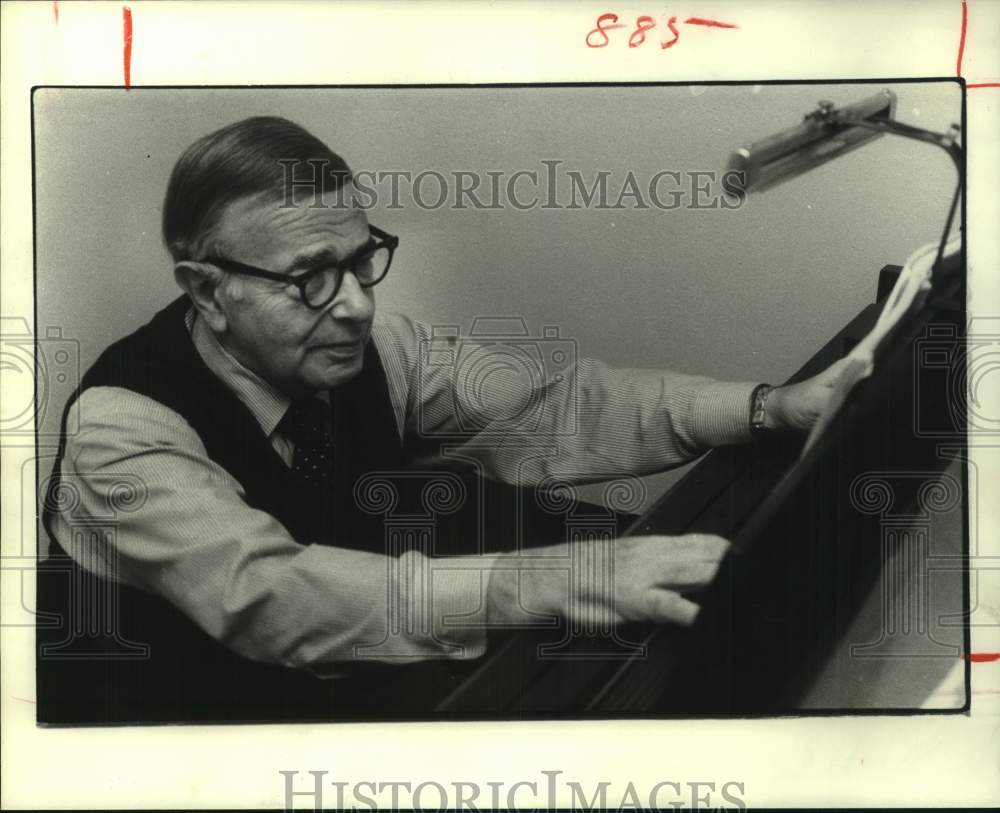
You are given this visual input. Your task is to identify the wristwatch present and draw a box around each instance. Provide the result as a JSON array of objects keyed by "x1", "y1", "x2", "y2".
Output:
[{"x1": 749, "y1": 383, "x2": 773, "y2": 436}]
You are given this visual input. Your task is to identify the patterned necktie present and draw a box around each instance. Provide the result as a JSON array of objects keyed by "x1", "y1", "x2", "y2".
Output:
[{"x1": 281, "y1": 397, "x2": 335, "y2": 488}]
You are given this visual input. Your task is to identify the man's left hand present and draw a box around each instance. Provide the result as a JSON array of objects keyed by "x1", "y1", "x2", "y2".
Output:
[{"x1": 765, "y1": 356, "x2": 852, "y2": 432}]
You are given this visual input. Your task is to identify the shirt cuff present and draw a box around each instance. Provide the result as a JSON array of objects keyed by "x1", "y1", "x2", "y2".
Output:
[
  {"x1": 428, "y1": 555, "x2": 499, "y2": 659},
  {"x1": 691, "y1": 381, "x2": 761, "y2": 448},
  {"x1": 305, "y1": 553, "x2": 499, "y2": 679}
]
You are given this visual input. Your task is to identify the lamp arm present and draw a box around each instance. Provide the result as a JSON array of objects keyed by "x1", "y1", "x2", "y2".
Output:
[
  {"x1": 833, "y1": 114, "x2": 963, "y2": 173},
  {"x1": 834, "y1": 113, "x2": 963, "y2": 276}
]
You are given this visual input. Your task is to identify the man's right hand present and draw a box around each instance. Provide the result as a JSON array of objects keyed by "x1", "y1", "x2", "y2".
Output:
[{"x1": 485, "y1": 533, "x2": 730, "y2": 628}]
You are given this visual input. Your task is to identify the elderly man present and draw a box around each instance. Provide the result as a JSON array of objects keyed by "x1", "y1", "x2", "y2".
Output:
[{"x1": 39, "y1": 116, "x2": 843, "y2": 723}]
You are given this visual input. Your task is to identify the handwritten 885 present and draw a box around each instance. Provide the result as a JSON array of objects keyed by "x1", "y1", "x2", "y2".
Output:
[{"x1": 585, "y1": 13, "x2": 738, "y2": 50}]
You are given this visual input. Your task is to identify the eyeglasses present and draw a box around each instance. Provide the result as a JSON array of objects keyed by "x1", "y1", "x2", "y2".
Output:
[{"x1": 200, "y1": 225, "x2": 399, "y2": 310}]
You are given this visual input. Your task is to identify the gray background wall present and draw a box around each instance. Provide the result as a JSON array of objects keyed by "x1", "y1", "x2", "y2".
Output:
[{"x1": 33, "y1": 82, "x2": 961, "y2": 505}]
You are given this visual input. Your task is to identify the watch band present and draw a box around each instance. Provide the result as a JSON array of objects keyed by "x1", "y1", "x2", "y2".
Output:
[{"x1": 750, "y1": 383, "x2": 772, "y2": 435}]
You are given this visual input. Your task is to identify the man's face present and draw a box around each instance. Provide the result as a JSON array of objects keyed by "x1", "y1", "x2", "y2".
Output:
[{"x1": 208, "y1": 185, "x2": 376, "y2": 398}]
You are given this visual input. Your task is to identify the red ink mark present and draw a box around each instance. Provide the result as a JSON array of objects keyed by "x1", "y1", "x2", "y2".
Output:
[
  {"x1": 123, "y1": 6, "x2": 133, "y2": 89},
  {"x1": 587, "y1": 11, "x2": 737, "y2": 51},
  {"x1": 955, "y1": 0, "x2": 997, "y2": 90},
  {"x1": 964, "y1": 652, "x2": 1000, "y2": 662},
  {"x1": 957, "y1": 0, "x2": 967, "y2": 76},
  {"x1": 629, "y1": 15, "x2": 656, "y2": 48},
  {"x1": 53, "y1": 1, "x2": 58, "y2": 24},
  {"x1": 661, "y1": 16, "x2": 679, "y2": 49},
  {"x1": 586, "y1": 13, "x2": 625, "y2": 48},
  {"x1": 684, "y1": 17, "x2": 738, "y2": 29}
]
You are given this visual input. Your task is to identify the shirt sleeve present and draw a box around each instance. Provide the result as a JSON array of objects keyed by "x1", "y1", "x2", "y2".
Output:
[
  {"x1": 50, "y1": 386, "x2": 496, "y2": 669},
  {"x1": 374, "y1": 311, "x2": 761, "y2": 486}
]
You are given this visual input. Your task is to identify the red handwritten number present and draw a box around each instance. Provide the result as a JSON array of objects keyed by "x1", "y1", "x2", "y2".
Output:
[
  {"x1": 587, "y1": 11, "x2": 738, "y2": 51},
  {"x1": 661, "y1": 16, "x2": 679, "y2": 49},
  {"x1": 629, "y1": 16, "x2": 656, "y2": 48},
  {"x1": 586, "y1": 13, "x2": 625, "y2": 48}
]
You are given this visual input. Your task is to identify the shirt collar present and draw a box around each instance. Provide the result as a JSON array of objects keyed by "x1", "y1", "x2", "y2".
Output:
[{"x1": 187, "y1": 307, "x2": 292, "y2": 438}]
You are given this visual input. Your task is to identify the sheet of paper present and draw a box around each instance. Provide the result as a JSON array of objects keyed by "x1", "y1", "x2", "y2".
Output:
[{"x1": 803, "y1": 229, "x2": 964, "y2": 454}]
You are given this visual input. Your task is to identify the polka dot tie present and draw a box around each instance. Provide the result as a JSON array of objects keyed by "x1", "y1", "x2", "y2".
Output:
[{"x1": 282, "y1": 397, "x2": 335, "y2": 488}]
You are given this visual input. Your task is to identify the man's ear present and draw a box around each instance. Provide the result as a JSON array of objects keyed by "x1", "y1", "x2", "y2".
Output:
[{"x1": 174, "y1": 262, "x2": 228, "y2": 333}]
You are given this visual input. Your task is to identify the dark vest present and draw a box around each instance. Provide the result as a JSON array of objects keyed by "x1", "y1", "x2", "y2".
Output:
[{"x1": 36, "y1": 296, "x2": 483, "y2": 724}]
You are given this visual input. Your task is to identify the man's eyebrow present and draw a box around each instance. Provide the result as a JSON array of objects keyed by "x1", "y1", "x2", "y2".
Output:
[
  {"x1": 287, "y1": 247, "x2": 339, "y2": 272},
  {"x1": 287, "y1": 239, "x2": 375, "y2": 273}
]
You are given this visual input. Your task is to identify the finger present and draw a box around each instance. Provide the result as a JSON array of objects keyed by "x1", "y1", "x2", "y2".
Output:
[
  {"x1": 635, "y1": 589, "x2": 701, "y2": 626},
  {"x1": 652, "y1": 558, "x2": 723, "y2": 591},
  {"x1": 633, "y1": 533, "x2": 730, "y2": 558},
  {"x1": 684, "y1": 533, "x2": 730, "y2": 558}
]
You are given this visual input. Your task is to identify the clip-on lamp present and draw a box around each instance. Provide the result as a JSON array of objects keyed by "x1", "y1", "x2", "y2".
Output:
[{"x1": 722, "y1": 89, "x2": 963, "y2": 282}]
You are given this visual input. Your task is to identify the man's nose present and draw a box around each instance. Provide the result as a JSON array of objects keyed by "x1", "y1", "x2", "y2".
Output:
[{"x1": 329, "y1": 270, "x2": 374, "y2": 322}]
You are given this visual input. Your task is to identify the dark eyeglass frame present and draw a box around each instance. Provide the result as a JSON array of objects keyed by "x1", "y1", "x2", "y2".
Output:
[{"x1": 200, "y1": 224, "x2": 399, "y2": 310}]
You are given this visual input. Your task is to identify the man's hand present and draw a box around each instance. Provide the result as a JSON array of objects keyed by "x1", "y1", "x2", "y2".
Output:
[
  {"x1": 486, "y1": 533, "x2": 729, "y2": 628},
  {"x1": 765, "y1": 356, "x2": 851, "y2": 432}
]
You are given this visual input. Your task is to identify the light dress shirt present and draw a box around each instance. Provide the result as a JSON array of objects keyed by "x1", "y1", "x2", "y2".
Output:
[{"x1": 49, "y1": 306, "x2": 759, "y2": 670}]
